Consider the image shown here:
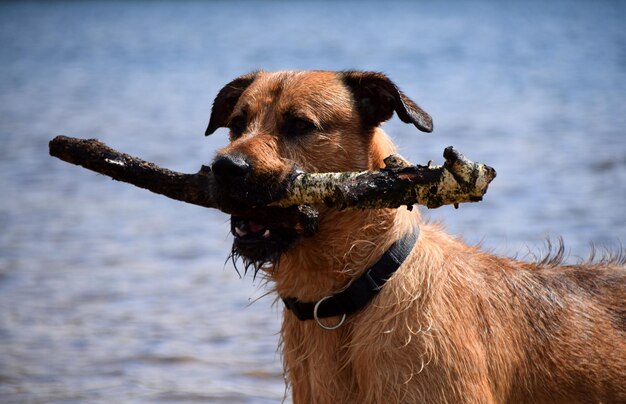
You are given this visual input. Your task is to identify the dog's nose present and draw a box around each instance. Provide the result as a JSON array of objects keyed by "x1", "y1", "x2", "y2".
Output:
[{"x1": 212, "y1": 155, "x2": 251, "y2": 179}]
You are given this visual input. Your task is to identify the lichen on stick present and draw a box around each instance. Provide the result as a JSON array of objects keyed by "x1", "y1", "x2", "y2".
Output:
[{"x1": 49, "y1": 135, "x2": 496, "y2": 216}]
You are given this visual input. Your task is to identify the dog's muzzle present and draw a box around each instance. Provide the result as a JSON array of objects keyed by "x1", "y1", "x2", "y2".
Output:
[
  {"x1": 210, "y1": 153, "x2": 290, "y2": 211},
  {"x1": 211, "y1": 154, "x2": 314, "y2": 266}
]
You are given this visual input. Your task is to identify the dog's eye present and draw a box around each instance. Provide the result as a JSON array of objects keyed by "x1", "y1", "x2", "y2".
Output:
[
  {"x1": 228, "y1": 116, "x2": 247, "y2": 137},
  {"x1": 283, "y1": 117, "x2": 316, "y2": 137}
]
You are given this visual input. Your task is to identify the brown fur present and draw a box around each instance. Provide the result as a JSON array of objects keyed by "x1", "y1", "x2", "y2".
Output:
[{"x1": 207, "y1": 70, "x2": 626, "y2": 403}]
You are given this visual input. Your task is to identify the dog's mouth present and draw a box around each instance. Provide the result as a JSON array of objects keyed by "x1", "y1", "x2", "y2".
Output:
[{"x1": 229, "y1": 211, "x2": 309, "y2": 272}]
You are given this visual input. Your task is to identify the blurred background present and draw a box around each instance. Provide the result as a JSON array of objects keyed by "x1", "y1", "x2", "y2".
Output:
[{"x1": 1, "y1": 0, "x2": 624, "y2": 402}]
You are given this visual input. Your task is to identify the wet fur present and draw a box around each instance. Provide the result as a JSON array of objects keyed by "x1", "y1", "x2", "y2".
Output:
[{"x1": 208, "y1": 71, "x2": 626, "y2": 403}]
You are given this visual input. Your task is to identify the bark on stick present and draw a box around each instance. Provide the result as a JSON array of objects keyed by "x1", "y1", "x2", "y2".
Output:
[
  {"x1": 48, "y1": 135, "x2": 318, "y2": 233},
  {"x1": 49, "y1": 135, "x2": 496, "y2": 213},
  {"x1": 274, "y1": 149, "x2": 496, "y2": 210}
]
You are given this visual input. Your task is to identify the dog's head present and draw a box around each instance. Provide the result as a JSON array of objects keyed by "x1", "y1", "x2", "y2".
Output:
[{"x1": 205, "y1": 70, "x2": 432, "y2": 270}]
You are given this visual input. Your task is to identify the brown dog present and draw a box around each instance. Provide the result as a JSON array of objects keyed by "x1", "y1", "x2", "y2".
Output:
[{"x1": 206, "y1": 70, "x2": 625, "y2": 403}]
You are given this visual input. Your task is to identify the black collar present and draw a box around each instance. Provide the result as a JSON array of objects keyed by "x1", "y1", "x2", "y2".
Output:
[{"x1": 281, "y1": 226, "x2": 419, "y2": 324}]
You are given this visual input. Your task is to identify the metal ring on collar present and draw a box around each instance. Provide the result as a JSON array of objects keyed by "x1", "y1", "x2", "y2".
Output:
[{"x1": 313, "y1": 296, "x2": 347, "y2": 330}]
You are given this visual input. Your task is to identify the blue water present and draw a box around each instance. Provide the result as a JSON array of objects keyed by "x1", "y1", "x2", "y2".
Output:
[{"x1": 1, "y1": 1, "x2": 625, "y2": 402}]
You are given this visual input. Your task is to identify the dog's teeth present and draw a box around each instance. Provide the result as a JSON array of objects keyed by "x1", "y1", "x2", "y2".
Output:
[
  {"x1": 263, "y1": 229, "x2": 271, "y2": 238},
  {"x1": 235, "y1": 226, "x2": 248, "y2": 237}
]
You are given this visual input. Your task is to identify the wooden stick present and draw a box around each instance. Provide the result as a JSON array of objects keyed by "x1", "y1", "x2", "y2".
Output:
[
  {"x1": 49, "y1": 135, "x2": 496, "y2": 214},
  {"x1": 48, "y1": 135, "x2": 319, "y2": 234},
  {"x1": 273, "y1": 148, "x2": 496, "y2": 210}
]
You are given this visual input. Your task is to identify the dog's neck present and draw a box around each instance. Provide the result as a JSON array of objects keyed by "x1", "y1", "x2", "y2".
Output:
[{"x1": 272, "y1": 129, "x2": 420, "y2": 301}]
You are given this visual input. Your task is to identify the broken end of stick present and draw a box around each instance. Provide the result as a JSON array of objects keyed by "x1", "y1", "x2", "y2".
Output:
[
  {"x1": 49, "y1": 135, "x2": 74, "y2": 158},
  {"x1": 443, "y1": 146, "x2": 497, "y2": 185}
]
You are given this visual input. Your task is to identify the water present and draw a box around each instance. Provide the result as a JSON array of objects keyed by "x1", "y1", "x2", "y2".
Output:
[{"x1": 1, "y1": 0, "x2": 625, "y2": 402}]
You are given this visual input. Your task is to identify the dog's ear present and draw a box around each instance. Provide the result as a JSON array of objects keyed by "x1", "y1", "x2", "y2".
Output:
[
  {"x1": 341, "y1": 71, "x2": 433, "y2": 133},
  {"x1": 205, "y1": 72, "x2": 259, "y2": 136}
]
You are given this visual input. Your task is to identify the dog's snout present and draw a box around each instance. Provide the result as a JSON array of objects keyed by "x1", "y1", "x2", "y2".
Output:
[{"x1": 212, "y1": 155, "x2": 251, "y2": 179}]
